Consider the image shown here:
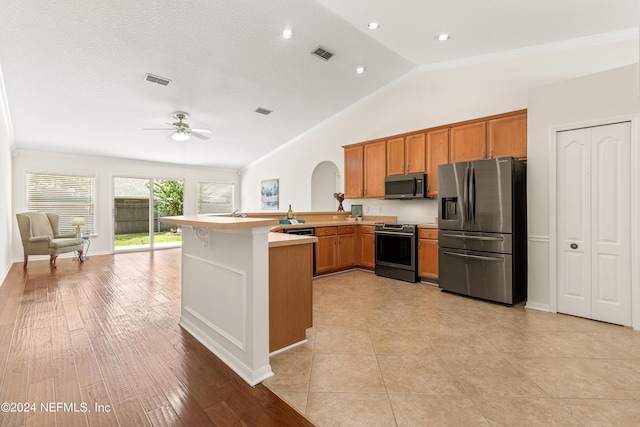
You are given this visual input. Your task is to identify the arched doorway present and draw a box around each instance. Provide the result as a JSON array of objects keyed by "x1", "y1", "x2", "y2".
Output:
[{"x1": 311, "y1": 161, "x2": 340, "y2": 212}]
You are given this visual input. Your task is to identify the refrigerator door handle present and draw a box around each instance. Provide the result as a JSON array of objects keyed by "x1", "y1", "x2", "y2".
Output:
[
  {"x1": 470, "y1": 166, "x2": 476, "y2": 224},
  {"x1": 463, "y1": 166, "x2": 469, "y2": 222},
  {"x1": 442, "y1": 251, "x2": 505, "y2": 262},
  {"x1": 441, "y1": 234, "x2": 504, "y2": 241}
]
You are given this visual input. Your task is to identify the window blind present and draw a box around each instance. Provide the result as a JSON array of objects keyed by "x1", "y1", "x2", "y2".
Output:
[
  {"x1": 26, "y1": 172, "x2": 96, "y2": 235},
  {"x1": 197, "y1": 182, "x2": 234, "y2": 214}
]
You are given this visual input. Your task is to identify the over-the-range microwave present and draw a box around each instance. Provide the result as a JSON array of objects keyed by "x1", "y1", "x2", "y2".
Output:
[{"x1": 384, "y1": 173, "x2": 427, "y2": 199}]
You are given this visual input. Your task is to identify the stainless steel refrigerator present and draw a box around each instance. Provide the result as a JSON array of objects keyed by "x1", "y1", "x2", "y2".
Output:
[{"x1": 438, "y1": 157, "x2": 527, "y2": 305}]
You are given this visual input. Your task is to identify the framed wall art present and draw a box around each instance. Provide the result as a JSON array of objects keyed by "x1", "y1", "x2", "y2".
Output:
[{"x1": 261, "y1": 179, "x2": 279, "y2": 210}]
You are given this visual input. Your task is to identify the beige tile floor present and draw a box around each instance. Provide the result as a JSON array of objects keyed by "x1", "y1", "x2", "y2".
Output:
[{"x1": 264, "y1": 270, "x2": 640, "y2": 426}]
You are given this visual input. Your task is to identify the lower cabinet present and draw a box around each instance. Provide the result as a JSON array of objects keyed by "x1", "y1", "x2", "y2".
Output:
[
  {"x1": 269, "y1": 243, "x2": 313, "y2": 352},
  {"x1": 418, "y1": 228, "x2": 438, "y2": 280},
  {"x1": 315, "y1": 228, "x2": 337, "y2": 275},
  {"x1": 337, "y1": 226, "x2": 356, "y2": 269},
  {"x1": 358, "y1": 225, "x2": 375, "y2": 270},
  {"x1": 315, "y1": 226, "x2": 356, "y2": 275}
]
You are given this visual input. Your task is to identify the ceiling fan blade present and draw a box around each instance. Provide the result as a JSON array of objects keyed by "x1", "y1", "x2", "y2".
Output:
[
  {"x1": 190, "y1": 128, "x2": 213, "y2": 134},
  {"x1": 190, "y1": 132, "x2": 209, "y2": 140},
  {"x1": 143, "y1": 128, "x2": 175, "y2": 131}
]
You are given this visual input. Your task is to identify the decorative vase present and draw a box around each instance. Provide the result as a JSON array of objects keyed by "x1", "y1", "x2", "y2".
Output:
[{"x1": 333, "y1": 193, "x2": 345, "y2": 212}]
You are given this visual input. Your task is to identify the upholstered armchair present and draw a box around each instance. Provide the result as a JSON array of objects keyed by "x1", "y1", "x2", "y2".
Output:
[{"x1": 16, "y1": 212, "x2": 84, "y2": 268}]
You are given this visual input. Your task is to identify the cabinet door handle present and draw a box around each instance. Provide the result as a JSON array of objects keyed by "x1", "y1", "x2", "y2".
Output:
[
  {"x1": 490, "y1": 149, "x2": 493, "y2": 158},
  {"x1": 482, "y1": 150, "x2": 486, "y2": 159}
]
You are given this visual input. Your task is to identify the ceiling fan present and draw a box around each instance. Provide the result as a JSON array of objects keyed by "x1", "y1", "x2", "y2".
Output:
[{"x1": 143, "y1": 111, "x2": 212, "y2": 141}]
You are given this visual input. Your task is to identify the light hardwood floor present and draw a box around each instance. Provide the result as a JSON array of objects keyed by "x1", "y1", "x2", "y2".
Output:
[
  {"x1": 0, "y1": 250, "x2": 313, "y2": 426},
  {"x1": 266, "y1": 270, "x2": 640, "y2": 426}
]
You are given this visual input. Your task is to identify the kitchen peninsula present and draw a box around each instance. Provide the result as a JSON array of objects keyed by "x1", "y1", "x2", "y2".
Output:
[{"x1": 160, "y1": 215, "x2": 316, "y2": 386}]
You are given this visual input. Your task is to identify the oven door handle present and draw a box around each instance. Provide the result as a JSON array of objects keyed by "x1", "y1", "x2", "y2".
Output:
[
  {"x1": 375, "y1": 231, "x2": 414, "y2": 237},
  {"x1": 441, "y1": 234, "x2": 504, "y2": 242},
  {"x1": 442, "y1": 251, "x2": 504, "y2": 262}
]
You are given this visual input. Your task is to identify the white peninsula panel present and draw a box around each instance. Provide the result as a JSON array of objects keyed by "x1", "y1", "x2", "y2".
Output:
[{"x1": 161, "y1": 215, "x2": 278, "y2": 386}]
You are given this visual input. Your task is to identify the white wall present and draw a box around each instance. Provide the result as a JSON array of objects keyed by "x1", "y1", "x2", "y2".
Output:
[
  {"x1": 527, "y1": 63, "x2": 640, "y2": 316},
  {"x1": 240, "y1": 36, "x2": 638, "y2": 225},
  {"x1": 0, "y1": 64, "x2": 13, "y2": 284},
  {"x1": 11, "y1": 151, "x2": 239, "y2": 261}
]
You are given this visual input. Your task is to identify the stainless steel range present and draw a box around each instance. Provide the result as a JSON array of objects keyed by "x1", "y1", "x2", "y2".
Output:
[{"x1": 374, "y1": 223, "x2": 419, "y2": 283}]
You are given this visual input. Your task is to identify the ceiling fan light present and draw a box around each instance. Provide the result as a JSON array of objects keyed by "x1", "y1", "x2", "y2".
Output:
[{"x1": 171, "y1": 131, "x2": 190, "y2": 141}]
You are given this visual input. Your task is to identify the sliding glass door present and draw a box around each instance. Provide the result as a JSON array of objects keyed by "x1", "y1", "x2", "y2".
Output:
[{"x1": 113, "y1": 177, "x2": 183, "y2": 252}]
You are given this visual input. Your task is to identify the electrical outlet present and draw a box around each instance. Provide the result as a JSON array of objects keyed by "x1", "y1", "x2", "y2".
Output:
[
  {"x1": 365, "y1": 206, "x2": 369, "y2": 213},
  {"x1": 378, "y1": 206, "x2": 383, "y2": 213}
]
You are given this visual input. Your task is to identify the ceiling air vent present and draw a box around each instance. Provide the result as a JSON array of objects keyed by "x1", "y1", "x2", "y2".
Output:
[
  {"x1": 255, "y1": 107, "x2": 273, "y2": 115},
  {"x1": 311, "y1": 46, "x2": 334, "y2": 61},
  {"x1": 144, "y1": 73, "x2": 171, "y2": 86}
]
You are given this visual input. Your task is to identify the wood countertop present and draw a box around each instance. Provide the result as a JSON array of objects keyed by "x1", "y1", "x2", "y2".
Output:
[
  {"x1": 160, "y1": 215, "x2": 278, "y2": 229},
  {"x1": 268, "y1": 232, "x2": 317, "y2": 248}
]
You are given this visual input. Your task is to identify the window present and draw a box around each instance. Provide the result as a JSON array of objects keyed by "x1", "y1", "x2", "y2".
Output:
[
  {"x1": 197, "y1": 182, "x2": 234, "y2": 214},
  {"x1": 26, "y1": 172, "x2": 96, "y2": 234}
]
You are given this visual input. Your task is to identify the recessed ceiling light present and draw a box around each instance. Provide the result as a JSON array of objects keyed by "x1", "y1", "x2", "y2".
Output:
[
  {"x1": 367, "y1": 22, "x2": 380, "y2": 30},
  {"x1": 436, "y1": 33, "x2": 451, "y2": 41},
  {"x1": 282, "y1": 29, "x2": 293, "y2": 39},
  {"x1": 356, "y1": 67, "x2": 366, "y2": 74}
]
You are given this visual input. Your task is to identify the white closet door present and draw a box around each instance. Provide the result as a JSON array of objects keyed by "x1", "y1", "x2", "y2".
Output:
[
  {"x1": 590, "y1": 123, "x2": 631, "y2": 325},
  {"x1": 557, "y1": 128, "x2": 592, "y2": 319},
  {"x1": 556, "y1": 122, "x2": 631, "y2": 326}
]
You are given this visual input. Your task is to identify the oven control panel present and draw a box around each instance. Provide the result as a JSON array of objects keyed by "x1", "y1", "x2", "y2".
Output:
[{"x1": 374, "y1": 223, "x2": 417, "y2": 234}]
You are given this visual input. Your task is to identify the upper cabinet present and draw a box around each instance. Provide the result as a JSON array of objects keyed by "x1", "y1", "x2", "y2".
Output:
[
  {"x1": 344, "y1": 109, "x2": 527, "y2": 199},
  {"x1": 344, "y1": 145, "x2": 364, "y2": 198},
  {"x1": 488, "y1": 112, "x2": 527, "y2": 159},
  {"x1": 425, "y1": 128, "x2": 449, "y2": 198},
  {"x1": 344, "y1": 140, "x2": 386, "y2": 199},
  {"x1": 449, "y1": 121, "x2": 487, "y2": 163},
  {"x1": 450, "y1": 110, "x2": 527, "y2": 163},
  {"x1": 363, "y1": 141, "x2": 386, "y2": 198},
  {"x1": 386, "y1": 133, "x2": 426, "y2": 176}
]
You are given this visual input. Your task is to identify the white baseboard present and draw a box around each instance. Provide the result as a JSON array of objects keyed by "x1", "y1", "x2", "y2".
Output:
[{"x1": 524, "y1": 301, "x2": 551, "y2": 312}]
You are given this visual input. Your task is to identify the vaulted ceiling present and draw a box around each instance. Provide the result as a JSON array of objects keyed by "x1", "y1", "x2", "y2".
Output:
[{"x1": 1, "y1": 0, "x2": 637, "y2": 169}]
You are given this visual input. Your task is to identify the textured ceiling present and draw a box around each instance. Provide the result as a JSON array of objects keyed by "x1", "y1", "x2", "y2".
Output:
[{"x1": 0, "y1": 0, "x2": 638, "y2": 169}]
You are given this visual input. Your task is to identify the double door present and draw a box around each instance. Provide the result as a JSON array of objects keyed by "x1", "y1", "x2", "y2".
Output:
[{"x1": 556, "y1": 122, "x2": 631, "y2": 326}]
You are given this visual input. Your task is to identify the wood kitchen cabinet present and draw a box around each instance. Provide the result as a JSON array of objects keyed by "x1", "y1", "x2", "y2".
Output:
[
  {"x1": 315, "y1": 226, "x2": 356, "y2": 275},
  {"x1": 344, "y1": 109, "x2": 526, "y2": 197},
  {"x1": 269, "y1": 243, "x2": 313, "y2": 352},
  {"x1": 363, "y1": 141, "x2": 386, "y2": 198},
  {"x1": 344, "y1": 145, "x2": 364, "y2": 199},
  {"x1": 425, "y1": 128, "x2": 449, "y2": 198},
  {"x1": 449, "y1": 121, "x2": 487, "y2": 163},
  {"x1": 386, "y1": 133, "x2": 426, "y2": 176},
  {"x1": 358, "y1": 225, "x2": 375, "y2": 270},
  {"x1": 450, "y1": 110, "x2": 528, "y2": 163},
  {"x1": 337, "y1": 226, "x2": 356, "y2": 269},
  {"x1": 315, "y1": 227, "x2": 338, "y2": 275},
  {"x1": 488, "y1": 112, "x2": 527, "y2": 159},
  {"x1": 418, "y1": 228, "x2": 438, "y2": 280},
  {"x1": 343, "y1": 140, "x2": 386, "y2": 198}
]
